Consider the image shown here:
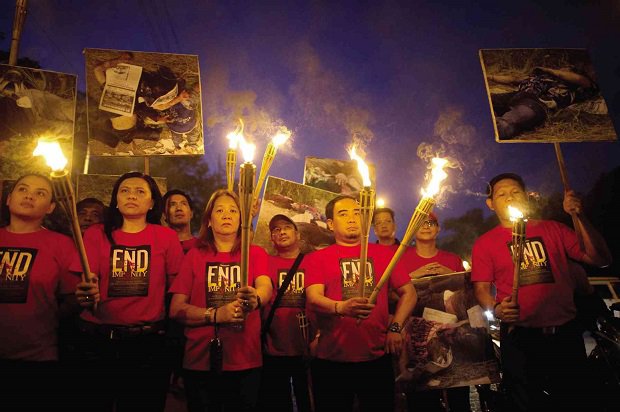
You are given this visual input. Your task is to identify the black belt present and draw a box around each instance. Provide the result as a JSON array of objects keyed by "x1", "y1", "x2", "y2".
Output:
[
  {"x1": 78, "y1": 319, "x2": 166, "y2": 340},
  {"x1": 508, "y1": 319, "x2": 579, "y2": 337}
]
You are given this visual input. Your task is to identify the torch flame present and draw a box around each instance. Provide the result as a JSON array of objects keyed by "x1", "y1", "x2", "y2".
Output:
[
  {"x1": 239, "y1": 136, "x2": 255, "y2": 162},
  {"x1": 349, "y1": 145, "x2": 371, "y2": 187},
  {"x1": 226, "y1": 132, "x2": 240, "y2": 149},
  {"x1": 462, "y1": 260, "x2": 471, "y2": 271},
  {"x1": 33, "y1": 139, "x2": 68, "y2": 171},
  {"x1": 421, "y1": 157, "x2": 449, "y2": 198},
  {"x1": 508, "y1": 205, "x2": 524, "y2": 222},
  {"x1": 272, "y1": 130, "x2": 290, "y2": 147}
]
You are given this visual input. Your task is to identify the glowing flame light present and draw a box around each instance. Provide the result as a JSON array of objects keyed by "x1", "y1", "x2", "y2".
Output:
[
  {"x1": 33, "y1": 139, "x2": 67, "y2": 171},
  {"x1": 376, "y1": 198, "x2": 386, "y2": 208},
  {"x1": 421, "y1": 157, "x2": 449, "y2": 198},
  {"x1": 349, "y1": 145, "x2": 371, "y2": 187},
  {"x1": 508, "y1": 205, "x2": 524, "y2": 222},
  {"x1": 272, "y1": 130, "x2": 290, "y2": 147},
  {"x1": 226, "y1": 132, "x2": 240, "y2": 149},
  {"x1": 239, "y1": 136, "x2": 255, "y2": 162},
  {"x1": 462, "y1": 261, "x2": 471, "y2": 271}
]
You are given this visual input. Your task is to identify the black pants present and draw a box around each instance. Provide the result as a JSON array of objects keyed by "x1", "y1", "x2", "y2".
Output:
[
  {"x1": 0, "y1": 359, "x2": 66, "y2": 411},
  {"x1": 407, "y1": 386, "x2": 471, "y2": 412},
  {"x1": 500, "y1": 320, "x2": 592, "y2": 412},
  {"x1": 257, "y1": 354, "x2": 312, "y2": 412},
  {"x1": 184, "y1": 367, "x2": 261, "y2": 412},
  {"x1": 311, "y1": 355, "x2": 395, "y2": 412},
  {"x1": 71, "y1": 330, "x2": 170, "y2": 412}
]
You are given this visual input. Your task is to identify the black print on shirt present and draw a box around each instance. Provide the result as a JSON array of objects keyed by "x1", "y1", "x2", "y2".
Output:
[
  {"x1": 108, "y1": 245, "x2": 151, "y2": 297},
  {"x1": 507, "y1": 236, "x2": 554, "y2": 286},
  {"x1": 0, "y1": 247, "x2": 37, "y2": 303},
  {"x1": 277, "y1": 269, "x2": 305, "y2": 308},
  {"x1": 340, "y1": 257, "x2": 375, "y2": 300},
  {"x1": 205, "y1": 262, "x2": 241, "y2": 308}
]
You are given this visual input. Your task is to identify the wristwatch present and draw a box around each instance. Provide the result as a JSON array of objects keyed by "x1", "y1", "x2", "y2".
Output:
[{"x1": 388, "y1": 322, "x2": 402, "y2": 333}]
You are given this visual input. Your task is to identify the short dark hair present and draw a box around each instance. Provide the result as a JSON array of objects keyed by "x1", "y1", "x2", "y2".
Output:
[
  {"x1": 325, "y1": 195, "x2": 357, "y2": 220},
  {"x1": 163, "y1": 189, "x2": 194, "y2": 211},
  {"x1": 487, "y1": 173, "x2": 526, "y2": 199},
  {"x1": 372, "y1": 207, "x2": 395, "y2": 224},
  {"x1": 76, "y1": 197, "x2": 105, "y2": 212}
]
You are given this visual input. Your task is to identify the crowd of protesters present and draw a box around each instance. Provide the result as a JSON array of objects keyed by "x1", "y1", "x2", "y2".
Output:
[{"x1": 0, "y1": 170, "x2": 612, "y2": 412}]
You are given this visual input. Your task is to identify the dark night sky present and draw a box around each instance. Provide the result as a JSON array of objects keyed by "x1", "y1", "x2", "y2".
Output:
[{"x1": 1, "y1": 0, "x2": 619, "y2": 240}]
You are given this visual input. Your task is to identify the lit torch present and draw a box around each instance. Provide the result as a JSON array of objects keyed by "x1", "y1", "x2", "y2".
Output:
[
  {"x1": 238, "y1": 137, "x2": 256, "y2": 288},
  {"x1": 508, "y1": 205, "x2": 527, "y2": 304},
  {"x1": 462, "y1": 260, "x2": 471, "y2": 272},
  {"x1": 368, "y1": 157, "x2": 449, "y2": 304},
  {"x1": 33, "y1": 139, "x2": 92, "y2": 284},
  {"x1": 226, "y1": 120, "x2": 243, "y2": 191},
  {"x1": 349, "y1": 145, "x2": 374, "y2": 298},
  {"x1": 253, "y1": 129, "x2": 290, "y2": 206}
]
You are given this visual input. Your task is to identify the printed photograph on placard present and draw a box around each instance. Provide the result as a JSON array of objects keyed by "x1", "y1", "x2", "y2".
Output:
[
  {"x1": 0, "y1": 65, "x2": 77, "y2": 180},
  {"x1": 84, "y1": 48, "x2": 203, "y2": 156},
  {"x1": 253, "y1": 176, "x2": 337, "y2": 255},
  {"x1": 397, "y1": 272, "x2": 501, "y2": 391},
  {"x1": 303, "y1": 157, "x2": 376, "y2": 198},
  {"x1": 77, "y1": 174, "x2": 167, "y2": 207},
  {"x1": 479, "y1": 48, "x2": 617, "y2": 143}
]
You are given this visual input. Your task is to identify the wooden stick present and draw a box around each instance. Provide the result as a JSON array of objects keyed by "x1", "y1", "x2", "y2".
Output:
[
  {"x1": 553, "y1": 143, "x2": 570, "y2": 190},
  {"x1": 9, "y1": 0, "x2": 28, "y2": 66},
  {"x1": 144, "y1": 157, "x2": 150, "y2": 175},
  {"x1": 553, "y1": 143, "x2": 583, "y2": 246}
]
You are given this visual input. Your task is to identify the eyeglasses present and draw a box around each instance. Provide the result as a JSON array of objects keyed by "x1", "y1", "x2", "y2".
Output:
[{"x1": 422, "y1": 220, "x2": 438, "y2": 227}]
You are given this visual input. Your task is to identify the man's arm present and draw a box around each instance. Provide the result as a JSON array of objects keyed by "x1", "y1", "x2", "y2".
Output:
[
  {"x1": 536, "y1": 67, "x2": 592, "y2": 88},
  {"x1": 386, "y1": 282, "x2": 417, "y2": 355},
  {"x1": 487, "y1": 73, "x2": 526, "y2": 85},
  {"x1": 391, "y1": 283, "x2": 417, "y2": 327},
  {"x1": 473, "y1": 281, "x2": 519, "y2": 323},
  {"x1": 564, "y1": 190, "x2": 612, "y2": 268},
  {"x1": 306, "y1": 284, "x2": 374, "y2": 318}
]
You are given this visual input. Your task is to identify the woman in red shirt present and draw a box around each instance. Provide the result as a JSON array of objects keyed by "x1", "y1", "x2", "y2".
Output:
[
  {"x1": 74, "y1": 171, "x2": 184, "y2": 412},
  {"x1": 170, "y1": 189, "x2": 272, "y2": 412}
]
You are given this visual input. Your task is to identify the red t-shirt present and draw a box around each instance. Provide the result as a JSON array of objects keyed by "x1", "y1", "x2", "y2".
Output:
[
  {"x1": 169, "y1": 245, "x2": 269, "y2": 371},
  {"x1": 305, "y1": 243, "x2": 410, "y2": 362},
  {"x1": 72, "y1": 224, "x2": 184, "y2": 325},
  {"x1": 471, "y1": 220, "x2": 583, "y2": 327},
  {"x1": 399, "y1": 248, "x2": 464, "y2": 275},
  {"x1": 263, "y1": 254, "x2": 314, "y2": 357},
  {"x1": 180, "y1": 237, "x2": 199, "y2": 254},
  {"x1": 0, "y1": 228, "x2": 79, "y2": 361}
]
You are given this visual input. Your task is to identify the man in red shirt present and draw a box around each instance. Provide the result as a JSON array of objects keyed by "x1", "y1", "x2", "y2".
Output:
[
  {"x1": 76, "y1": 197, "x2": 105, "y2": 235},
  {"x1": 373, "y1": 207, "x2": 400, "y2": 246},
  {"x1": 472, "y1": 173, "x2": 611, "y2": 411},
  {"x1": 259, "y1": 214, "x2": 312, "y2": 411},
  {"x1": 306, "y1": 195, "x2": 417, "y2": 411},
  {"x1": 163, "y1": 189, "x2": 199, "y2": 253}
]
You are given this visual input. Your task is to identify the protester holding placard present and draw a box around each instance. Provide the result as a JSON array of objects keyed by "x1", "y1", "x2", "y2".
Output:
[{"x1": 472, "y1": 172, "x2": 612, "y2": 412}]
